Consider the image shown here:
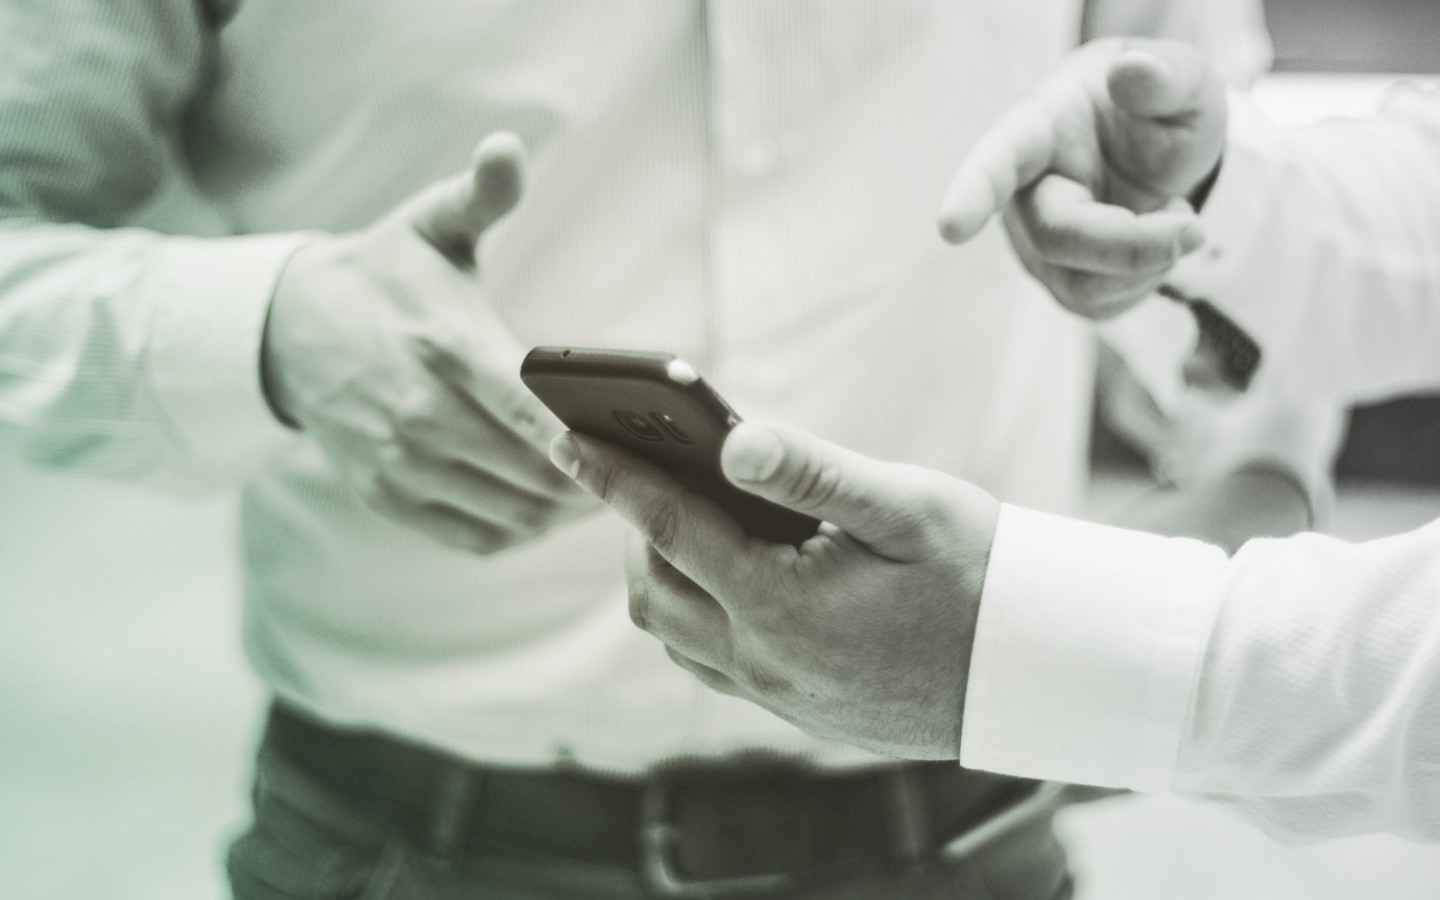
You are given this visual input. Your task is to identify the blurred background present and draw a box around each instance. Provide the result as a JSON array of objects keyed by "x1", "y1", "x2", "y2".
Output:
[{"x1": 3, "y1": 1, "x2": 1440, "y2": 898}]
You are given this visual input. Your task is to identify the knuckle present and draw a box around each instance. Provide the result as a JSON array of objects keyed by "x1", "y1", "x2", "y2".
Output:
[
  {"x1": 409, "y1": 329, "x2": 481, "y2": 386},
  {"x1": 627, "y1": 582, "x2": 653, "y2": 632},
  {"x1": 509, "y1": 497, "x2": 555, "y2": 534},
  {"x1": 909, "y1": 486, "x2": 956, "y2": 532},
  {"x1": 1003, "y1": 218, "x2": 1059, "y2": 286},
  {"x1": 734, "y1": 655, "x2": 788, "y2": 699},
  {"x1": 1027, "y1": 210, "x2": 1071, "y2": 255},
  {"x1": 405, "y1": 331, "x2": 446, "y2": 369},
  {"x1": 779, "y1": 457, "x2": 841, "y2": 510},
  {"x1": 1128, "y1": 238, "x2": 1157, "y2": 270},
  {"x1": 1119, "y1": 238, "x2": 1163, "y2": 272},
  {"x1": 1059, "y1": 270, "x2": 1111, "y2": 313},
  {"x1": 389, "y1": 390, "x2": 440, "y2": 438},
  {"x1": 640, "y1": 501, "x2": 684, "y2": 558},
  {"x1": 1101, "y1": 291, "x2": 1153, "y2": 321},
  {"x1": 357, "y1": 468, "x2": 403, "y2": 513},
  {"x1": 370, "y1": 254, "x2": 427, "y2": 314},
  {"x1": 581, "y1": 451, "x2": 615, "y2": 501},
  {"x1": 1048, "y1": 277, "x2": 1086, "y2": 316},
  {"x1": 668, "y1": 647, "x2": 728, "y2": 693},
  {"x1": 695, "y1": 667, "x2": 737, "y2": 696},
  {"x1": 904, "y1": 475, "x2": 965, "y2": 550},
  {"x1": 391, "y1": 420, "x2": 433, "y2": 457},
  {"x1": 663, "y1": 644, "x2": 690, "y2": 670},
  {"x1": 500, "y1": 392, "x2": 546, "y2": 438},
  {"x1": 999, "y1": 205, "x2": 1030, "y2": 249}
]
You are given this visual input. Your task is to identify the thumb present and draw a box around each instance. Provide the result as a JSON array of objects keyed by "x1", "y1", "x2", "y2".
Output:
[
  {"x1": 721, "y1": 421, "x2": 943, "y2": 558},
  {"x1": 1106, "y1": 44, "x2": 1216, "y2": 121},
  {"x1": 410, "y1": 131, "x2": 527, "y2": 270},
  {"x1": 1104, "y1": 43, "x2": 1227, "y2": 203}
]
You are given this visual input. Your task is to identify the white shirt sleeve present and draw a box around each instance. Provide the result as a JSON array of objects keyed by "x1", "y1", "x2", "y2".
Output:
[
  {"x1": 963, "y1": 504, "x2": 1440, "y2": 843},
  {"x1": 0, "y1": 0, "x2": 305, "y2": 489},
  {"x1": 1175, "y1": 521, "x2": 1440, "y2": 843}
]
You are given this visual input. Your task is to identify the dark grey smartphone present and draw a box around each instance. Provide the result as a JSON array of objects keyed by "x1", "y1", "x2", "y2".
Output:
[{"x1": 521, "y1": 347, "x2": 819, "y2": 545}]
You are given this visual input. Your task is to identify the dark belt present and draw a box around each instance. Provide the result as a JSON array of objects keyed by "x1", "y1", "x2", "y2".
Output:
[{"x1": 261, "y1": 703, "x2": 1060, "y2": 897}]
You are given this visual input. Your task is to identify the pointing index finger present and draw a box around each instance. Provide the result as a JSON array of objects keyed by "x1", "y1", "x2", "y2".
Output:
[{"x1": 939, "y1": 98, "x2": 1059, "y2": 245}]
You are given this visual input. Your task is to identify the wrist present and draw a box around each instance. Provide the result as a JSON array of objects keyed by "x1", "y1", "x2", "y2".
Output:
[
  {"x1": 259, "y1": 240, "x2": 328, "y2": 430},
  {"x1": 951, "y1": 480, "x2": 1001, "y2": 750},
  {"x1": 260, "y1": 299, "x2": 301, "y2": 429}
]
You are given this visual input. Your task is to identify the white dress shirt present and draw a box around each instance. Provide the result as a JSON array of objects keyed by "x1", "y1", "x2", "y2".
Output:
[
  {"x1": 0, "y1": 0, "x2": 1265, "y2": 772},
  {"x1": 964, "y1": 87, "x2": 1440, "y2": 841}
]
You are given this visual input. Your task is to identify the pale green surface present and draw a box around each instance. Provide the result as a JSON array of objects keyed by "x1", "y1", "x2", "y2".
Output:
[{"x1": 0, "y1": 453, "x2": 261, "y2": 900}]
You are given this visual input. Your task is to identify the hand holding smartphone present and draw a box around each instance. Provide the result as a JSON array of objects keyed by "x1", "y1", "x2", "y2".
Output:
[{"x1": 521, "y1": 347, "x2": 819, "y2": 545}]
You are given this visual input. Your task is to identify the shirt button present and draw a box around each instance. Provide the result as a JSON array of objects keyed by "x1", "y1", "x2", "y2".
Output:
[{"x1": 732, "y1": 141, "x2": 778, "y2": 178}]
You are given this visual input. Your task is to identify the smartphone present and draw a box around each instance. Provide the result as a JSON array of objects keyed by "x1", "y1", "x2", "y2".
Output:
[{"x1": 521, "y1": 347, "x2": 819, "y2": 545}]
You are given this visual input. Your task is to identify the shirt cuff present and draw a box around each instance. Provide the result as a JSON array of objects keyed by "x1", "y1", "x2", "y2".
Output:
[
  {"x1": 147, "y1": 233, "x2": 313, "y2": 477},
  {"x1": 960, "y1": 504, "x2": 1229, "y2": 791}
]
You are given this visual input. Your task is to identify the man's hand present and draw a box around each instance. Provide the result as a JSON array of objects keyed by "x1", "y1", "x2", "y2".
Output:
[
  {"x1": 262, "y1": 132, "x2": 595, "y2": 554},
  {"x1": 939, "y1": 39, "x2": 1227, "y2": 319},
  {"x1": 550, "y1": 421, "x2": 1001, "y2": 760}
]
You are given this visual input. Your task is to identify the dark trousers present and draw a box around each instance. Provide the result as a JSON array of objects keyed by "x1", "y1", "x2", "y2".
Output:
[{"x1": 227, "y1": 704, "x2": 1076, "y2": 900}]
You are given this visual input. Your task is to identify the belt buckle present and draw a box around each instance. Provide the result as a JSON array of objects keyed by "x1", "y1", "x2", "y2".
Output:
[{"x1": 638, "y1": 780, "x2": 796, "y2": 899}]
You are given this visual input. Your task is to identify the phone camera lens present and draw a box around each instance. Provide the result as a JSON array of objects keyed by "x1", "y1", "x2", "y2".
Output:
[
  {"x1": 651, "y1": 412, "x2": 693, "y2": 443},
  {"x1": 613, "y1": 409, "x2": 664, "y2": 441}
]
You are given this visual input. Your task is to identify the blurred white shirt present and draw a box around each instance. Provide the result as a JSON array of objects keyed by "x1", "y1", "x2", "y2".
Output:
[{"x1": 0, "y1": 0, "x2": 1266, "y2": 771}]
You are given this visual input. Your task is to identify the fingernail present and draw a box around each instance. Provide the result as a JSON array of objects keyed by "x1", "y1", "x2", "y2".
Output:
[
  {"x1": 726, "y1": 425, "x2": 785, "y2": 482},
  {"x1": 549, "y1": 434, "x2": 580, "y2": 478}
]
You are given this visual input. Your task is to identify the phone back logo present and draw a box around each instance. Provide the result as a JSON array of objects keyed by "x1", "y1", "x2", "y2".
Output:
[{"x1": 613, "y1": 410, "x2": 693, "y2": 443}]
